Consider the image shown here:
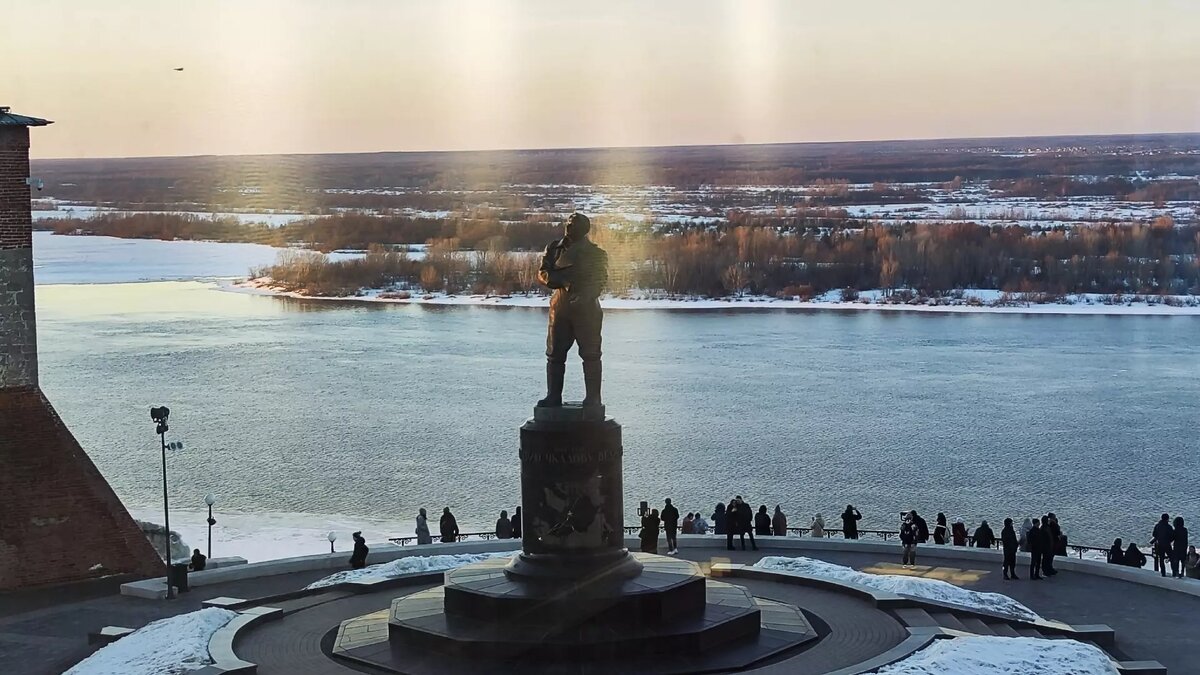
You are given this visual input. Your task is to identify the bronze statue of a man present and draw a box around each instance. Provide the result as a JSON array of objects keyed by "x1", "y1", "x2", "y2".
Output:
[{"x1": 537, "y1": 213, "x2": 608, "y2": 408}]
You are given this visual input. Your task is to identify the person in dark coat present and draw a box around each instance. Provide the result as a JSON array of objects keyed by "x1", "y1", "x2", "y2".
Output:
[
  {"x1": 640, "y1": 508, "x2": 661, "y2": 554},
  {"x1": 772, "y1": 505, "x2": 788, "y2": 536},
  {"x1": 440, "y1": 507, "x2": 459, "y2": 543},
  {"x1": 1000, "y1": 518, "x2": 1019, "y2": 580},
  {"x1": 900, "y1": 514, "x2": 919, "y2": 567},
  {"x1": 1048, "y1": 513, "x2": 1066, "y2": 557},
  {"x1": 972, "y1": 520, "x2": 995, "y2": 549},
  {"x1": 841, "y1": 505, "x2": 862, "y2": 539},
  {"x1": 190, "y1": 548, "x2": 207, "y2": 572},
  {"x1": 1039, "y1": 516, "x2": 1057, "y2": 576},
  {"x1": 754, "y1": 505, "x2": 771, "y2": 536},
  {"x1": 1108, "y1": 538, "x2": 1125, "y2": 565},
  {"x1": 511, "y1": 506, "x2": 522, "y2": 539},
  {"x1": 910, "y1": 511, "x2": 929, "y2": 543},
  {"x1": 933, "y1": 513, "x2": 949, "y2": 545},
  {"x1": 1170, "y1": 516, "x2": 1188, "y2": 579},
  {"x1": 737, "y1": 497, "x2": 758, "y2": 551},
  {"x1": 1123, "y1": 542, "x2": 1147, "y2": 568},
  {"x1": 349, "y1": 531, "x2": 369, "y2": 569},
  {"x1": 713, "y1": 502, "x2": 728, "y2": 536},
  {"x1": 951, "y1": 519, "x2": 968, "y2": 546},
  {"x1": 496, "y1": 510, "x2": 513, "y2": 539},
  {"x1": 1027, "y1": 518, "x2": 1044, "y2": 580},
  {"x1": 661, "y1": 498, "x2": 680, "y2": 555},
  {"x1": 1152, "y1": 513, "x2": 1173, "y2": 577}
]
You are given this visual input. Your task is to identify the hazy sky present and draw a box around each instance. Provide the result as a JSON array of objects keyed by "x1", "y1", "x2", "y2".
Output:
[{"x1": 4, "y1": 0, "x2": 1199, "y2": 159}]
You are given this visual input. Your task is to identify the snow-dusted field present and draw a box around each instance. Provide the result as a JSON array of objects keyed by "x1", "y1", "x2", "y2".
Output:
[
  {"x1": 875, "y1": 636, "x2": 1118, "y2": 675},
  {"x1": 232, "y1": 278, "x2": 1200, "y2": 316},
  {"x1": 64, "y1": 607, "x2": 236, "y2": 675},
  {"x1": 754, "y1": 556, "x2": 1041, "y2": 622},
  {"x1": 306, "y1": 551, "x2": 518, "y2": 589}
]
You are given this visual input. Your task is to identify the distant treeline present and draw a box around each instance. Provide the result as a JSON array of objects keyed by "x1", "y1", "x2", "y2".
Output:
[
  {"x1": 245, "y1": 217, "x2": 1200, "y2": 299},
  {"x1": 31, "y1": 134, "x2": 1200, "y2": 210}
]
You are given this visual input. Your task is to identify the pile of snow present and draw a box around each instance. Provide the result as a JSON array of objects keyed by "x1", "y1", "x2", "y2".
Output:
[
  {"x1": 754, "y1": 556, "x2": 1040, "y2": 622},
  {"x1": 306, "y1": 550, "x2": 517, "y2": 589},
  {"x1": 876, "y1": 636, "x2": 1117, "y2": 675},
  {"x1": 65, "y1": 607, "x2": 236, "y2": 675}
]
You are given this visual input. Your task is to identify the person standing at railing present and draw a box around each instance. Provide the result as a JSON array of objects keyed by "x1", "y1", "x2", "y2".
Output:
[
  {"x1": 1039, "y1": 516, "x2": 1057, "y2": 577},
  {"x1": 712, "y1": 502, "x2": 728, "y2": 536},
  {"x1": 1001, "y1": 518, "x2": 1019, "y2": 580},
  {"x1": 511, "y1": 506, "x2": 522, "y2": 540},
  {"x1": 640, "y1": 508, "x2": 661, "y2": 554},
  {"x1": 416, "y1": 508, "x2": 432, "y2": 545},
  {"x1": 951, "y1": 519, "x2": 968, "y2": 546},
  {"x1": 440, "y1": 507, "x2": 460, "y2": 543},
  {"x1": 1152, "y1": 513, "x2": 1174, "y2": 577},
  {"x1": 841, "y1": 505, "x2": 861, "y2": 540},
  {"x1": 810, "y1": 513, "x2": 826, "y2": 538},
  {"x1": 1107, "y1": 539, "x2": 1125, "y2": 565},
  {"x1": 1027, "y1": 518, "x2": 1044, "y2": 580},
  {"x1": 1123, "y1": 542, "x2": 1147, "y2": 568},
  {"x1": 1169, "y1": 516, "x2": 1188, "y2": 579},
  {"x1": 1018, "y1": 517, "x2": 1033, "y2": 552},
  {"x1": 349, "y1": 531, "x2": 369, "y2": 570},
  {"x1": 1185, "y1": 545, "x2": 1199, "y2": 579},
  {"x1": 900, "y1": 513, "x2": 919, "y2": 568},
  {"x1": 661, "y1": 499, "x2": 680, "y2": 555},
  {"x1": 496, "y1": 510, "x2": 514, "y2": 539},
  {"x1": 933, "y1": 513, "x2": 948, "y2": 545},
  {"x1": 772, "y1": 505, "x2": 787, "y2": 536},
  {"x1": 972, "y1": 520, "x2": 995, "y2": 549},
  {"x1": 754, "y1": 506, "x2": 771, "y2": 536}
]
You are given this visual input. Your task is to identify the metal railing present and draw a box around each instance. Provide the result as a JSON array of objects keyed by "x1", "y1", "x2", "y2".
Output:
[{"x1": 388, "y1": 525, "x2": 1112, "y2": 559}]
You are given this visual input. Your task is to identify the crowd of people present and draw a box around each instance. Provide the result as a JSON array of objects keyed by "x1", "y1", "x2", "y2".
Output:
[{"x1": 371, "y1": 502, "x2": 1196, "y2": 582}]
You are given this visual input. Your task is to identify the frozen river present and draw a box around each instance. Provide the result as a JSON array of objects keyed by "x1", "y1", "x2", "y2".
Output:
[{"x1": 31, "y1": 233, "x2": 1200, "y2": 561}]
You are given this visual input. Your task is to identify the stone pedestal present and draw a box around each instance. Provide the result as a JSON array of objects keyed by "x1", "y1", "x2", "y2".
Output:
[
  {"x1": 332, "y1": 404, "x2": 816, "y2": 674},
  {"x1": 506, "y1": 404, "x2": 641, "y2": 580}
]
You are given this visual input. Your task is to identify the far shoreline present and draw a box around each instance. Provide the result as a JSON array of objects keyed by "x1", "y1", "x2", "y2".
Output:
[{"x1": 222, "y1": 278, "x2": 1200, "y2": 317}]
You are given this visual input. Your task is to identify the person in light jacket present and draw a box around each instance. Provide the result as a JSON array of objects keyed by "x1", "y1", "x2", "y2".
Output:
[
  {"x1": 810, "y1": 513, "x2": 826, "y2": 538},
  {"x1": 415, "y1": 508, "x2": 432, "y2": 545}
]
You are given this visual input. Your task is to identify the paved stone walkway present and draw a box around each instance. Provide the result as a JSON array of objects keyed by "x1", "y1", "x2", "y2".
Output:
[{"x1": 4, "y1": 545, "x2": 1197, "y2": 674}]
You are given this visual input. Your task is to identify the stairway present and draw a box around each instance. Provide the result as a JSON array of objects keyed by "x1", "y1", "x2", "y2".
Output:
[{"x1": 889, "y1": 606, "x2": 1166, "y2": 675}]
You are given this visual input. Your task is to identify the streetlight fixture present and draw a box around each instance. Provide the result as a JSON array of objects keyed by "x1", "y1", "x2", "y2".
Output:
[
  {"x1": 150, "y1": 406, "x2": 174, "y2": 600},
  {"x1": 204, "y1": 493, "x2": 217, "y2": 560},
  {"x1": 327, "y1": 531, "x2": 337, "y2": 554}
]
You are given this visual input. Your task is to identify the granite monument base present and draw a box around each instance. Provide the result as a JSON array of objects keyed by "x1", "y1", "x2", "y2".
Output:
[{"x1": 330, "y1": 407, "x2": 817, "y2": 673}]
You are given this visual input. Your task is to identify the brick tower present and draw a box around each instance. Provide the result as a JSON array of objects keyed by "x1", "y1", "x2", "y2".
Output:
[{"x1": 0, "y1": 107, "x2": 162, "y2": 590}]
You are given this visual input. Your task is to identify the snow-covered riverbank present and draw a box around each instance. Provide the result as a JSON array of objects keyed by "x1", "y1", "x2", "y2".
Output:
[{"x1": 229, "y1": 278, "x2": 1200, "y2": 316}]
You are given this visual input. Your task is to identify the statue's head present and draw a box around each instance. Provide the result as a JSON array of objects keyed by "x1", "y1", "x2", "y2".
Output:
[{"x1": 565, "y1": 212, "x2": 591, "y2": 241}]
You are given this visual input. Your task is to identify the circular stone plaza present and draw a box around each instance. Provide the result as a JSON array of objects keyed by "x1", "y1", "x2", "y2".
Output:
[{"x1": 3, "y1": 535, "x2": 1197, "y2": 675}]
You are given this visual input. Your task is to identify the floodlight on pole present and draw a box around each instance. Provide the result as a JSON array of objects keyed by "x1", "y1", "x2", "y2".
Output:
[
  {"x1": 150, "y1": 406, "x2": 174, "y2": 599},
  {"x1": 328, "y1": 531, "x2": 338, "y2": 554}
]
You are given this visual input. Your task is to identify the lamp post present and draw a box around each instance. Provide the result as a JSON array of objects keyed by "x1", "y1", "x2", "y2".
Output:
[
  {"x1": 150, "y1": 406, "x2": 173, "y2": 599},
  {"x1": 328, "y1": 531, "x2": 337, "y2": 554},
  {"x1": 204, "y1": 494, "x2": 217, "y2": 560}
]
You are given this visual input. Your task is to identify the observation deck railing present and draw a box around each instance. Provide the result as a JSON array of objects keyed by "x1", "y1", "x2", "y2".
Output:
[{"x1": 388, "y1": 525, "x2": 1112, "y2": 560}]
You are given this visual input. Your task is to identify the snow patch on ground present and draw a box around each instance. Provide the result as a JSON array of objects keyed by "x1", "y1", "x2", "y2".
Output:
[
  {"x1": 65, "y1": 607, "x2": 236, "y2": 675},
  {"x1": 875, "y1": 635, "x2": 1118, "y2": 675},
  {"x1": 306, "y1": 550, "x2": 518, "y2": 589},
  {"x1": 754, "y1": 556, "x2": 1041, "y2": 622}
]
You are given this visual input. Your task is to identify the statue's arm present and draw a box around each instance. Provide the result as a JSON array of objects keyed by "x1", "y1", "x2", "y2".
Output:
[{"x1": 538, "y1": 244, "x2": 570, "y2": 289}]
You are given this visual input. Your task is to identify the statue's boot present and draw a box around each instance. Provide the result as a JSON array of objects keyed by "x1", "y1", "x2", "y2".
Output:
[
  {"x1": 537, "y1": 362, "x2": 565, "y2": 407},
  {"x1": 582, "y1": 361, "x2": 602, "y2": 407}
]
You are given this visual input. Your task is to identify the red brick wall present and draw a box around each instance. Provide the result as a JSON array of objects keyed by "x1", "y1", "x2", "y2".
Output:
[
  {"x1": 0, "y1": 388, "x2": 164, "y2": 589},
  {"x1": 0, "y1": 126, "x2": 32, "y2": 250}
]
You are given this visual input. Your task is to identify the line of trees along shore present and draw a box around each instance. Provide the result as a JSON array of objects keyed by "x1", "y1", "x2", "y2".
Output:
[
  {"x1": 253, "y1": 222, "x2": 1199, "y2": 300},
  {"x1": 46, "y1": 212, "x2": 1200, "y2": 298}
]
